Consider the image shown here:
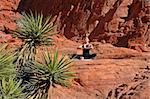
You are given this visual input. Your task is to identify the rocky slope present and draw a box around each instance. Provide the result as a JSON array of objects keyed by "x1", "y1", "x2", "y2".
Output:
[{"x1": 51, "y1": 37, "x2": 150, "y2": 99}]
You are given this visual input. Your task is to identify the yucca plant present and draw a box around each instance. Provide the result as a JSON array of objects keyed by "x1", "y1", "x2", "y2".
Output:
[
  {"x1": 14, "y1": 11, "x2": 57, "y2": 65},
  {"x1": 25, "y1": 50, "x2": 75, "y2": 99},
  {"x1": 0, "y1": 77, "x2": 26, "y2": 99},
  {"x1": 0, "y1": 45, "x2": 16, "y2": 80}
]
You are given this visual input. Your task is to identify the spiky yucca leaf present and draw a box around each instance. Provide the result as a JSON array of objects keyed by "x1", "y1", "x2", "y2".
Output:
[
  {"x1": 0, "y1": 77, "x2": 26, "y2": 99},
  {"x1": 26, "y1": 50, "x2": 75, "y2": 99},
  {"x1": 0, "y1": 45, "x2": 16, "y2": 80},
  {"x1": 16, "y1": 11, "x2": 56, "y2": 47},
  {"x1": 14, "y1": 11, "x2": 57, "y2": 65}
]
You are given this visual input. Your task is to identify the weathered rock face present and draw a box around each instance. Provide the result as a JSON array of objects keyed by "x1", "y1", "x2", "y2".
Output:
[
  {"x1": 0, "y1": 0, "x2": 149, "y2": 51},
  {"x1": 16, "y1": 0, "x2": 150, "y2": 51},
  {"x1": 0, "y1": 0, "x2": 20, "y2": 30},
  {"x1": 0, "y1": 0, "x2": 22, "y2": 46}
]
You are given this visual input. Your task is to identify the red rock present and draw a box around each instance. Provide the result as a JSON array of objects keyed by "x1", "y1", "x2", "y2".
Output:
[
  {"x1": 0, "y1": 0, "x2": 149, "y2": 52},
  {"x1": 0, "y1": 31, "x2": 4, "y2": 36},
  {"x1": 4, "y1": 34, "x2": 12, "y2": 40},
  {"x1": 0, "y1": 0, "x2": 21, "y2": 31},
  {"x1": 14, "y1": 0, "x2": 149, "y2": 52}
]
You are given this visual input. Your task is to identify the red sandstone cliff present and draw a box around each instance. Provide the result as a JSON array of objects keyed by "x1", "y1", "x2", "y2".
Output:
[
  {"x1": 0, "y1": 0, "x2": 149, "y2": 51},
  {"x1": 16, "y1": 0, "x2": 150, "y2": 52}
]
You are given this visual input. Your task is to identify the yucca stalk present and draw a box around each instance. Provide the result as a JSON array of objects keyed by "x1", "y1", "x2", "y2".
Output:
[
  {"x1": 0, "y1": 44, "x2": 16, "y2": 80},
  {"x1": 0, "y1": 76, "x2": 26, "y2": 99},
  {"x1": 14, "y1": 11, "x2": 57, "y2": 65},
  {"x1": 25, "y1": 49, "x2": 75, "y2": 99}
]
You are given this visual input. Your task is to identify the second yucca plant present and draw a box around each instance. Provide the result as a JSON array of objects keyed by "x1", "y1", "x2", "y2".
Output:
[{"x1": 25, "y1": 50, "x2": 75, "y2": 99}]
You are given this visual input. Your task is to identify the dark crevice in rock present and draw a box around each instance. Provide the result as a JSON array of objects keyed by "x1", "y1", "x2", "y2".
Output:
[{"x1": 125, "y1": 0, "x2": 142, "y2": 21}]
